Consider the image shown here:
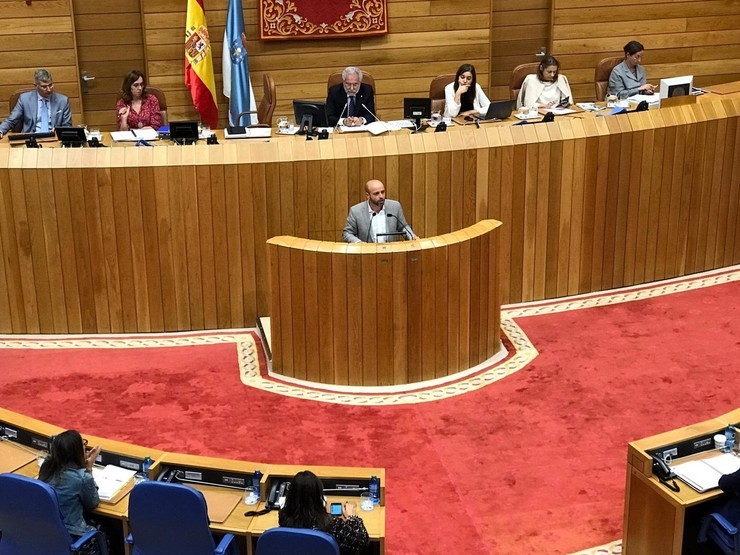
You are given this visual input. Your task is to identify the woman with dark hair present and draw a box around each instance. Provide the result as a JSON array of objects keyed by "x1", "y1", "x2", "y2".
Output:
[
  {"x1": 116, "y1": 70, "x2": 162, "y2": 130},
  {"x1": 444, "y1": 63, "x2": 491, "y2": 118},
  {"x1": 516, "y1": 55, "x2": 573, "y2": 110},
  {"x1": 39, "y1": 430, "x2": 106, "y2": 553},
  {"x1": 278, "y1": 470, "x2": 370, "y2": 554},
  {"x1": 608, "y1": 40, "x2": 655, "y2": 99}
]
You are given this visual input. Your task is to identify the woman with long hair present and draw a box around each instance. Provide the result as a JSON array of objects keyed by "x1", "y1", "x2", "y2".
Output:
[
  {"x1": 516, "y1": 55, "x2": 573, "y2": 110},
  {"x1": 39, "y1": 430, "x2": 107, "y2": 553},
  {"x1": 116, "y1": 70, "x2": 162, "y2": 130},
  {"x1": 444, "y1": 63, "x2": 491, "y2": 118},
  {"x1": 278, "y1": 470, "x2": 370, "y2": 554}
]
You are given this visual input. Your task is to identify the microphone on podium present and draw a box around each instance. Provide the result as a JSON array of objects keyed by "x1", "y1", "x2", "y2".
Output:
[
  {"x1": 386, "y1": 212, "x2": 414, "y2": 240},
  {"x1": 366, "y1": 211, "x2": 377, "y2": 243},
  {"x1": 361, "y1": 103, "x2": 380, "y2": 125}
]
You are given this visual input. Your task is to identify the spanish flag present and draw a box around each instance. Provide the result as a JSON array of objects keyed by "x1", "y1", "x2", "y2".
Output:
[{"x1": 185, "y1": 0, "x2": 218, "y2": 128}]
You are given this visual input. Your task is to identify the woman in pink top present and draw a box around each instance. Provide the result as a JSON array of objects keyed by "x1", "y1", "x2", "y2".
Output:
[{"x1": 116, "y1": 70, "x2": 162, "y2": 131}]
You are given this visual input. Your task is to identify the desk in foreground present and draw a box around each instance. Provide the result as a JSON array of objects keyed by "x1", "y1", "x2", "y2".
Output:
[{"x1": 623, "y1": 408, "x2": 740, "y2": 554}]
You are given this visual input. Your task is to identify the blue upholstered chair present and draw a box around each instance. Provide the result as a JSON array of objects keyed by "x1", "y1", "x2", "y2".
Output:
[
  {"x1": 256, "y1": 527, "x2": 340, "y2": 555},
  {"x1": 126, "y1": 481, "x2": 238, "y2": 555},
  {"x1": 698, "y1": 512, "x2": 740, "y2": 554},
  {"x1": 0, "y1": 472, "x2": 103, "y2": 555}
]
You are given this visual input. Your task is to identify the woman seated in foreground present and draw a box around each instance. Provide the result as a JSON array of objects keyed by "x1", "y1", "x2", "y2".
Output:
[
  {"x1": 444, "y1": 63, "x2": 491, "y2": 119},
  {"x1": 608, "y1": 40, "x2": 656, "y2": 99},
  {"x1": 516, "y1": 55, "x2": 573, "y2": 110},
  {"x1": 278, "y1": 470, "x2": 370, "y2": 554},
  {"x1": 39, "y1": 429, "x2": 108, "y2": 554},
  {"x1": 116, "y1": 70, "x2": 162, "y2": 131}
]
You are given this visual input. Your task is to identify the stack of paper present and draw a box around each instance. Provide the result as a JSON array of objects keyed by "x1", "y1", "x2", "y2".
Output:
[
  {"x1": 671, "y1": 453, "x2": 740, "y2": 493},
  {"x1": 92, "y1": 465, "x2": 137, "y2": 503},
  {"x1": 110, "y1": 128, "x2": 159, "y2": 142}
]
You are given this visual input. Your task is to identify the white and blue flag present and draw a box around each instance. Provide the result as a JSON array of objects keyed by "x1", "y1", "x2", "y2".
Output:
[{"x1": 223, "y1": 0, "x2": 256, "y2": 126}]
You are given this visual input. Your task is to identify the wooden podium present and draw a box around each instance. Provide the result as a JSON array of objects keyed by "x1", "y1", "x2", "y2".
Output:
[{"x1": 266, "y1": 220, "x2": 502, "y2": 387}]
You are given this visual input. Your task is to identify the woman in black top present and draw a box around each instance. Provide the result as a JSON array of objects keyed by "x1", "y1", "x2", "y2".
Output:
[{"x1": 278, "y1": 470, "x2": 370, "y2": 554}]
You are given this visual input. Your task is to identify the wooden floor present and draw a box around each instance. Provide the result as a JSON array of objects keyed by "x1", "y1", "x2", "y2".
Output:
[{"x1": 0, "y1": 93, "x2": 738, "y2": 333}]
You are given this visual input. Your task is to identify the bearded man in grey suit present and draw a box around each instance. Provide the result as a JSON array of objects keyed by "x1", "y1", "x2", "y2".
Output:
[
  {"x1": 343, "y1": 179, "x2": 417, "y2": 243},
  {"x1": 0, "y1": 69, "x2": 72, "y2": 139}
]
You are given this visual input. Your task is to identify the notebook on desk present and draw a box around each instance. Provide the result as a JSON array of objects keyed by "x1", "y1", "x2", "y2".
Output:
[{"x1": 671, "y1": 452, "x2": 740, "y2": 493}]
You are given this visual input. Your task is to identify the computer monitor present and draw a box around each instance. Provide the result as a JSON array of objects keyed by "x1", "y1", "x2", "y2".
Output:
[
  {"x1": 55, "y1": 127, "x2": 87, "y2": 147},
  {"x1": 292, "y1": 100, "x2": 328, "y2": 135},
  {"x1": 659, "y1": 75, "x2": 693, "y2": 100},
  {"x1": 403, "y1": 98, "x2": 432, "y2": 131},
  {"x1": 170, "y1": 120, "x2": 199, "y2": 145}
]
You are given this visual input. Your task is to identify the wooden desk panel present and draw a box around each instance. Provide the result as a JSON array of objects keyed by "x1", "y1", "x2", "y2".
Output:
[{"x1": 0, "y1": 94, "x2": 739, "y2": 333}]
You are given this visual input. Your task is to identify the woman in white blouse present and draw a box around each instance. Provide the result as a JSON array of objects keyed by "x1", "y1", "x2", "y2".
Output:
[
  {"x1": 444, "y1": 64, "x2": 491, "y2": 118},
  {"x1": 516, "y1": 56, "x2": 573, "y2": 110}
]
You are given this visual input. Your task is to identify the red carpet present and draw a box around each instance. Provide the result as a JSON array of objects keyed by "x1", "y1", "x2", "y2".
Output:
[{"x1": 1, "y1": 273, "x2": 738, "y2": 554}]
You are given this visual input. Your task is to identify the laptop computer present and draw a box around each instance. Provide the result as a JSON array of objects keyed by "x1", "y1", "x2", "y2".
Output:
[{"x1": 479, "y1": 100, "x2": 516, "y2": 121}]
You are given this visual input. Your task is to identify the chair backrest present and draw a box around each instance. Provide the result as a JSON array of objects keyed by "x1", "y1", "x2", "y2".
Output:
[
  {"x1": 127, "y1": 481, "x2": 219, "y2": 555},
  {"x1": 7, "y1": 88, "x2": 34, "y2": 133},
  {"x1": 256, "y1": 527, "x2": 340, "y2": 555},
  {"x1": 257, "y1": 73, "x2": 276, "y2": 125},
  {"x1": 0, "y1": 473, "x2": 76, "y2": 555},
  {"x1": 429, "y1": 74, "x2": 455, "y2": 114},
  {"x1": 510, "y1": 62, "x2": 540, "y2": 100},
  {"x1": 327, "y1": 70, "x2": 375, "y2": 96},
  {"x1": 145, "y1": 86, "x2": 168, "y2": 125},
  {"x1": 594, "y1": 57, "x2": 622, "y2": 101}
]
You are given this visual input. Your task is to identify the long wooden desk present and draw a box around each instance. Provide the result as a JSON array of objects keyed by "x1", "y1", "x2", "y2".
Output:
[
  {"x1": 0, "y1": 407, "x2": 386, "y2": 555},
  {"x1": 623, "y1": 408, "x2": 740, "y2": 554},
  {"x1": 0, "y1": 89, "x2": 739, "y2": 334}
]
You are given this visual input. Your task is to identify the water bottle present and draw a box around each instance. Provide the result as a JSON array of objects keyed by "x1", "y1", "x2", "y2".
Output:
[
  {"x1": 369, "y1": 475, "x2": 380, "y2": 505},
  {"x1": 141, "y1": 456, "x2": 152, "y2": 480},
  {"x1": 725, "y1": 425, "x2": 736, "y2": 453},
  {"x1": 252, "y1": 469, "x2": 263, "y2": 498}
]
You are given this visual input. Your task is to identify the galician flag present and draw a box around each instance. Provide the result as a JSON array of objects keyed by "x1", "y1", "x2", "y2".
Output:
[
  {"x1": 223, "y1": 0, "x2": 256, "y2": 126},
  {"x1": 185, "y1": 0, "x2": 218, "y2": 129}
]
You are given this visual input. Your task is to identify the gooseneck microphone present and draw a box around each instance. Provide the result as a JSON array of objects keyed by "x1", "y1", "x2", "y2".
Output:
[
  {"x1": 387, "y1": 212, "x2": 413, "y2": 240},
  {"x1": 361, "y1": 103, "x2": 380, "y2": 125},
  {"x1": 334, "y1": 98, "x2": 350, "y2": 132},
  {"x1": 366, "y1": 211, "x2": 377, "y2": 243}
]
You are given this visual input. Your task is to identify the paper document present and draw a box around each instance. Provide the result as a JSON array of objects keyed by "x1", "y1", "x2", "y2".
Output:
[
  {"x1": 339, "y1": 120, "x2": 412, "y2": 135},
  {"x1": 576, "y1": 103, "x2": 604, "y2": 112},
  {"x1": 545, "y1": 107, "x2": 577, "y2": 115},
  {"x1": 629, "y1": 94, "x2": 660, "y2": 105},
  {"x1": 110, "y1": 128, "x2": 159, "y2": 142},
  {"x1": 92, "y1": 465, "x2": 137, "y2": 502},
  {"x1": 224, "y1": 127, "x2": 271, "y2": 139},
  {"x1": 671, "y1": 452, "x2": 740, "y2": 493}
]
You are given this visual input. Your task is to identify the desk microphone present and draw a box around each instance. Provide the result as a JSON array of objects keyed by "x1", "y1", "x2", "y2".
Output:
[
  {"x1": 361, "y1": 103, "x2": 381, "y2": 126},
  {"x1": 366, "y1": 211, "x2": 377, "y2": 243},
  {"x1": 334, "y1": 99, "x2": 349, "y2": 133},
  {"x1": 387, "y1": 212, "x2": 414, "y2": 240}
]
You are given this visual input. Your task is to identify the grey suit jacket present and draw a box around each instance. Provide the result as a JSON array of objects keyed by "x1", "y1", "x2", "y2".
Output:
[
  {"x1": 342, "y1": 199, "x2": 414, "y2": 243},
  {"x1": 0, "y1": 91, "x2": 72, "y2": 135}
]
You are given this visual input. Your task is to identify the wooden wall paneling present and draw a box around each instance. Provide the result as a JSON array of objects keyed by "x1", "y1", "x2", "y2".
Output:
[
  {"x1": 444, "y1": 237, "x2": 461, "y2": 375},
  {"x1": 360, "y1": 250, "x2": 379, "y2": 385},
  {"x1": 433, "y1": 237, "x2": 449, "y2": 379},
  {"x1": 704, "y1": 108, "x2": 728, "y2": 269},
  {"x1": 151, "y1": 149, "x2": 177, "y2": 330},
  {"x1": 476, "y1": 232, "x2": 490, "y2": 362},
  {"x1": 0, "y1": 155, "x2": 27, "y2": 332},
  {"x1": 467, "y1": 234, "x2": 481, "y2": 366},
  {"x1": 109, "y1": 153, "x2": 137, "y2": 331},
  {"x1": 289, "y1": 242, "x2": 306, "y2": 380},
  {"x1": 391, "y1": 247, "x2": 408, "y2": 384},
  {"x1": 508, "y1": 126, "x2": 527, "y2": 302},
  {"x1": 345, "y1": 246, "x2": 363, "y2": 386},
  {"x1": 330, "y1": 243, "x2": 349, "y2": 385},
  {"x1": 207, "y1": 149, "x2": 231, "y2": 329},
  {"x1": 404, "y1": 243, "x2": 422, "y2": 384},
  {"x1": 237, "y1": 163, "x2": 258, "y2": 324},
  {"x1": 375, "y1": 246, "x2": 393, "y2": 386},
  {"x1": 249, "y1": 154, "x2": 269, "y2": 317},
  {"x1": 92, "y1": 150, "x2": 125, "y2": 332},
  {"x1": 610, "y1": 119, "x2": 632, "y2": 289},
  {"x1": 531, "y1": 124, "x2": 550, "y2": 299},
  {"x1": 621, "y1": 117, "x2": 644, "y2": 286},
  {"x1": 195, "y1": 160, "x2": 217, "y2": 329},
  {"x1": 276, "y1": 241, "x2": 293, "y2": 376},
  {"x1": 685, "y1": 114, "x2": 709, "y2": 274},
  {"x1": 721, "y1": 116, "x2": 740, "y2": 265},
  {"x1": 225, "y1": 160, "x2": 245, "y2": 327},
  {"x1": 316, "y1": 244, "x2": 335, "y2": 385},
  {"x1": 544, "y1": 126, "x2": 562, "y2": 299},
  {"x1": 266, "y1": 240, "x2": 281, "y2": 371},
  {"x1": 654, "y1": 112, "x2": 678, "y2": 280},
  {"x1": 123, "y1": 148, "x2": 151, "y2": 331},
  {"x1": 420, "y1": 244, "x2": 436, "y2": 381},
  {"x1": 577, "y1": 120, "x2": 597, "y2": 292},
  {"x1": 565, "y1": 120, "x2": 585, "y2": 295},
  {"x1": 521, "y1": 125, "x2": 540, "y2": 301},
  {"x1": 134, "y1": 150, "x2": 164, "y2": 331},
  {"x1": 181, "y1": 155, "x2": 204, "y2": 330},
  {"x1": 302, "y1": 242, "x2": 320, "y2": 383},
  {"x1": 599, "y1": 118, "x2": 621, "y2": 290}
]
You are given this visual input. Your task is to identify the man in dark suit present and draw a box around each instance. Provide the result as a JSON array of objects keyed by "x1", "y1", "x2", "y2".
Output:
[
  {"x1": 326, "y1": 66, "x2": 377, "y2": 127},
  {"x1": 0, "y1": 69, "x2": 72, "y2": 138},
  {"x1": 343, "y1": 179, "x2": 416, "y2": 243}
]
